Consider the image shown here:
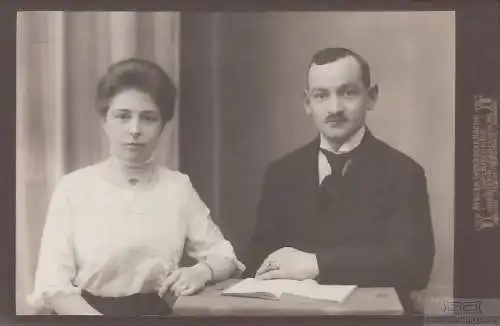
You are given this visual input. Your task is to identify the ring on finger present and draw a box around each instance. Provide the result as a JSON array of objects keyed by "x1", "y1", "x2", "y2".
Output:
[{"x1": 267, "y1": 260, "x2": 279, "y2": 270}]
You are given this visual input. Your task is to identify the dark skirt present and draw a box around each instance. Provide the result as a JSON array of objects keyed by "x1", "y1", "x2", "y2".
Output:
[{"x1": 80, "y1": 290, "x2": 173, "y2": 316}]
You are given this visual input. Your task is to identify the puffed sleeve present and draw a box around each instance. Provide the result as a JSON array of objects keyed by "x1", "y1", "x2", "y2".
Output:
[
  {"x1": 181, "y1": 176, "x2": 245, "y2": 273},
  {"x1": 26, "y1": 177, "x2": 80, "y2": 311}
]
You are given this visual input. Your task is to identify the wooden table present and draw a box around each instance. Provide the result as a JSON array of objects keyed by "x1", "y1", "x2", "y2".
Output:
[{"x1": 173, "y1": 279, "x2": 404, "y2": 316}]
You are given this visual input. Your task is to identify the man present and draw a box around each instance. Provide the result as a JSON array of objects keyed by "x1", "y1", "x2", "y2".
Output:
[{"x1": 245, "y1": 48, "x2": 435, "y2": 313}]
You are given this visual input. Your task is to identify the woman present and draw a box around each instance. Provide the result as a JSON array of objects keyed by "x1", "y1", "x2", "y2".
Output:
[{"x1": 27, "y1": 58, "x2": 244, "y2": 316}]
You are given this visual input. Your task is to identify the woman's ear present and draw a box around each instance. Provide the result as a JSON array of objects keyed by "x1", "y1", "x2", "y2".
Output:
[{"x1": 99, "y1": 107, "x2": 109, "y2": 123}]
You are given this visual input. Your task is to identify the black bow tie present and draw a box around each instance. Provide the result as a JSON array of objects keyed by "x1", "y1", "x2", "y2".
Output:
[
  {"x1": 318, "y1": 149, "x2": 352, "y2": 210},
  {"x1": 320, "y1": 149, "x2": 353, "y2": 179}
]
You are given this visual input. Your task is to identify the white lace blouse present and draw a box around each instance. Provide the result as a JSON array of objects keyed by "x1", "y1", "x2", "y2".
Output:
[{"x1": 27, "y1": 161, "x2": 244, "y2": 311}]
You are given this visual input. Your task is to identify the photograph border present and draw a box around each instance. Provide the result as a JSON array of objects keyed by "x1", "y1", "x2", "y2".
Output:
[{"x1": 3, "y1": 0, "x2": 500, "y2": 325}]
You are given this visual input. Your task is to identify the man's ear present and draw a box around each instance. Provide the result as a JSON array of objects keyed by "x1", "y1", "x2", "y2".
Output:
[
  {"x1": 303, "y1": 89, "x2": 311, "y2": 115},
  {"x1": 367, "y1": 84, "x2": 379, "y2": 111}
]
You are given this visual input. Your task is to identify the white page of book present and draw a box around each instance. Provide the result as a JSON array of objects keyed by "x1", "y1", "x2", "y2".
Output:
[{"x1": 222, "y1": 278, "x2": 357, "y2": 303}]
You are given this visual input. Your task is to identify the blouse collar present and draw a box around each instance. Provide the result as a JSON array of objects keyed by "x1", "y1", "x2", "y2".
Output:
[{"x1": 101, "y1": 155, "x2": 158, "y2": 190}]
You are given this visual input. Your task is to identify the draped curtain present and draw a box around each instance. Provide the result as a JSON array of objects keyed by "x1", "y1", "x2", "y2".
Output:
[{"x1": 16, "y1": 11, "x2": 180, "y2": 315}]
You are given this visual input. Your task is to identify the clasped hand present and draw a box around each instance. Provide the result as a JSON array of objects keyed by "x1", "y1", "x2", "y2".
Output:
[
  {"x1": 255, "y1": 247, "x2": 319, "y2": 280},
  {"x1": 158, "y1": 264, "x2": 212, "y2": 296}
]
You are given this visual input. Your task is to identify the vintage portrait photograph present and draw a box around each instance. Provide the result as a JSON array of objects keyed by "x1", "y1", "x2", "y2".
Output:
[{"x1": 16, "y1": 10, "x2": 455, "y2": 317}]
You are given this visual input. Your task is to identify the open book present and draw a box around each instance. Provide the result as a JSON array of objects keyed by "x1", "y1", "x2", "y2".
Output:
[{"x1": 222, "y1": 278, "x2": 356, "y2": 304}]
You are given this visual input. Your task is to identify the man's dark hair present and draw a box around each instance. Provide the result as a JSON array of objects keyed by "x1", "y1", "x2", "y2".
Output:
[
  {"x1": 96, "y1": 58, "x2": 177, "y2": 125},
  {"x1": 307, "y1": 48, "x2": 371, "y2": 88}
]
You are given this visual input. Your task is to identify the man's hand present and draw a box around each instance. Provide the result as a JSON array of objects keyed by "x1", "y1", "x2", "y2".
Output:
[
  {"x1": 159, "y1": 264, "x2": 212, "y2": 296},
  {"x1": 255, "y1": 247, "x2": 319, "y2": 280}
]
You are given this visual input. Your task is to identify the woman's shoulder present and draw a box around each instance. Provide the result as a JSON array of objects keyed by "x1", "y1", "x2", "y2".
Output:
[
  {"x1": 156, "y1": 166, "x2": 194, "y2": 187},
  {"x1": 57, "y1": 163, "x2": 105, "y2": 189},
  {"x1": 156, "y1": 165, "x2": 189, "y2": 181}
]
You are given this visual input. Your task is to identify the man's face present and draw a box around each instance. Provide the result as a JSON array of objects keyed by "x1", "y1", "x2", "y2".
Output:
[{"x1": 304, "y1": 56, "x2": 377, "y2": 146}]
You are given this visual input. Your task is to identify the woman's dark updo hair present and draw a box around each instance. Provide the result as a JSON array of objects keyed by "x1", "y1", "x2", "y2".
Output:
[{"x1": 96, "y1": 58, "x2": 177, "y2": 125}]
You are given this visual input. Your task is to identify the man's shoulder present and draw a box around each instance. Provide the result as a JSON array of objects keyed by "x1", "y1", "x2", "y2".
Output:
[
  {"x1": 267, "y1": 138, "x2": 318, "y2": 172},
  {"x1": 267, "y1": 134, "x2": 425, "y2": 175},
  {"x1": 370, "y1": 136, "x2": 425, "y2": 175}
]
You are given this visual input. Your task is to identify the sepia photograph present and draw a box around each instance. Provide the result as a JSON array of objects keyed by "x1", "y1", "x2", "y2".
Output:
[{"x1": 16, "y1": 10, "x2": 455, "y2": 317}]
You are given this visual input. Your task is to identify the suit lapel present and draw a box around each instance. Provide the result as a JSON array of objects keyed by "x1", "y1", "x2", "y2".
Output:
[
  {"x1": 297, "y1": 136, "x2": 320, "y2": 189},
  {"x1": 342, "y1": 129, "x2": 376, "y2": 183},
  {"x1": 341, "y1": 130, "x2": 389, "y2": 209}
]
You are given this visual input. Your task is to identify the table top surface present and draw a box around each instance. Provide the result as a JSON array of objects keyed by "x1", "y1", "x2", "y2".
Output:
[{"x1": 173, "y1": 279, "x2": 404, "y2": 316}]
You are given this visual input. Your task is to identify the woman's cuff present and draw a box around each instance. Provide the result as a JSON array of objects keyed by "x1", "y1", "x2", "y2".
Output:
[
  {"x1": 227, "y1": 256, "x2": 246, "y2": 276},
  {"x1": 201, "y1": 255, "x2": 246, "y2": 281},
  {"x1": 197, "y1": 261, "x2": 215, "y2": 284},
  {"x1": 194, "y1": 241, "x2": 246, "y2": 277}
]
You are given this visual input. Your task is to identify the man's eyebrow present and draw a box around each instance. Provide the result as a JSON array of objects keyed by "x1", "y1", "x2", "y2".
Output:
[
  {"x1": 310, "y1": 87, "x2": 329, "y2": 92},
  {"x1": 337, "y1": 83, "x2": 362, "y2": 90},
  {"x1": 111, "y1": 108, "x2": 158, "y2": 113}
]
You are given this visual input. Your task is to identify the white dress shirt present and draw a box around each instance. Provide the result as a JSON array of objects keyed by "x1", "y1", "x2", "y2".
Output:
[
  {"x1": 318, "y1": 126, "x2": 366, "y2": 184},
  {"x1": 27, "y1": 159, "x2": 244, "y2": 311}
]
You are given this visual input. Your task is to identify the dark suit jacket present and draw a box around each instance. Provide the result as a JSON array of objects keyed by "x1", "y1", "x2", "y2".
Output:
[{"x1": 245, "y1": 130, "x2": 435, "y2": 313}]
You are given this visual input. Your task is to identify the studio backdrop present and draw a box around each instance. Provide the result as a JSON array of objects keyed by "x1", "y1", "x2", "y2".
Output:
[{"x1": 16, "y1": 11, "x2": 180, "y2": 314}]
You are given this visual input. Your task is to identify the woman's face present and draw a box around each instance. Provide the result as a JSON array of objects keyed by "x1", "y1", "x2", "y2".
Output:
[{"x1": 103, "y1": 89, "x2": 163, "y2": 165}]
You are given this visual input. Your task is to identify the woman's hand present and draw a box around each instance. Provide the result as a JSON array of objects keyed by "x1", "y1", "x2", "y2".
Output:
[{"x1": 159, "y1": 264, "x2": 212, "y2": 296}]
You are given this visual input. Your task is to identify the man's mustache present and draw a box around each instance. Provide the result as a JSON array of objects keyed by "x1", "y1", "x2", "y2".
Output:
[{"x1": 324, "y1": 114, "x2": 348, "y2": 123}]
